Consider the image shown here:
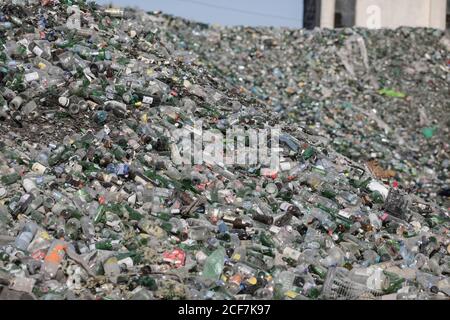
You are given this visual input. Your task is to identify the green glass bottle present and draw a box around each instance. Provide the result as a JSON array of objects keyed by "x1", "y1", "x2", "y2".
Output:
[
  {"x1": 306, "y1": 286, "x2": 321, "y2": 299},
  {"x1": 321, "y1": 187, "x2": 337, "y2": 199},
  {"x1": 1, "y1": 172, "x2": 20, "y2": 185},
  {"x1": 95, "y1": 240, "x2": 113, "y2": 251},
  {"x1": 153, "y1": 212, "x2": 172, "y2": 221},
  {"x1": 138, "y1": 276, "x2": 157, "y2": 290},
  {"x1": 273, "y1": 283, "x2": 284, "y2": 300},
  {"x1": 124, "y1": 205, "x2": 143, "y2": 221},
  {"x1": 159, "y1": 221, "x2": 173, "y2": 233},
  {"x1": 112, "y1": 146, "x2": 126, "y2": 161},
  {"x1": 383, "y1": 271, "x2": 405, "y2": 294},
  {"x1": 302, "y1": 146, "x2": 315, "y2": 160},
  {"x1": 370, "y1": 191, "x2": 385, "y2": 204},
  {"x1": 260, "y1": 232, "x2": 275, "y2": 248},
  {"x1": 309, "y1": 265, "x2": 327, "y2": 280},
  {"x1": 94, "y1": 205, "x2": 105, "y2": 224}
]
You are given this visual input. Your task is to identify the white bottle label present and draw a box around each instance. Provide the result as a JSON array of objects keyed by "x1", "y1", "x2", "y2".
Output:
[
  {"x1": 25, "y1": 72, "x2": 39, "y2": 82},
  {"x1": 32, "y1": 162, "x2": 47, "y2": 175},
  {"x1": 279, "y1": 162, "x2": 291, "y2": 171},
  {"x1": 338, "y1": 210, "x2": 352, "y2": 219},
  {"x1": 367, "y1": 181, "x2": 389, "y2": 199},
  {"x1": 117, "y1": 257, "x2": 134, "y2": 269},
  {"x1": 269, "y1": 225, "x2": 280, "y2": 234},
  {"x1": 134, "y1": 175, "x2": 147, "y2": 185},
  {"x1": 22, "y1": 178, "x2": 37, "y2": 193},
  {"x1": 17, "y1": 39, "x2": 29, "y2": 47},
  {"x1": 32, "y1": 46, "x2": 43, "y2": 57},
  {"x1": 283, "y1": 247, "x2": 301, "y2": 261},
  {"x1": 142, "y1": 96, "x2": 154, "y2": 104}
]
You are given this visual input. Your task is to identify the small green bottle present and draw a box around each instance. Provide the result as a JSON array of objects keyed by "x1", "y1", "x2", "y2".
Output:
[
  {"x1": 1, "y1": 172, "x2": 20, "y2": 185},
  {"x1": 302, "y1": 146, "x2": 315, "y2": 160},
  {"x1": 94, "y1": 205, "x2": 105, "y2": 224},
  {"x1": 309, "y1": 265, "x2": 327, "y2": 280},
  {"x1": 383, "y1": 271, "x2": 405, "y2": 294},
  {"x1": 95, "y1": 240, "x2": 113, "y2": 251},
  {"x1": 260, "y1": 232, "x2": 275, "y2": 248}
]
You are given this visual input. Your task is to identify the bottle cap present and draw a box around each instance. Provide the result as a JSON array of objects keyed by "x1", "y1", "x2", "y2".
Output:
[{"x1": 58, "y1": 96, "x2": 69, "y2": 107}]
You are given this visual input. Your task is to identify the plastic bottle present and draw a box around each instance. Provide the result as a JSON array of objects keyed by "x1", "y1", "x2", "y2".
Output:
[
  {"x1": 188, "y1": 226, "x2": 210, "y2": 241},
  {"x1": 252, "y1": 211, "x2": 274, "y2": 225},
  {"x1": 203, "y1": 247, "x2": 226, "y2": 280},
  {"x1": 276, "y1": 270, "x2": 296, "y2": 291},
  {"x1": 225, "y1": 274, "x2": 242, "y2": 295},
  {"x1": 349, "y1": 267, "x2": 389, "y2": 291},
  {"x1": 80, "y1": 216, "x2": 95, "y2": 240},
  {"x1": 42, "y1": 240, "x2": 67, "y2": 279},
  {"x1": 103, "y1": 256, "x2": 121, "y2": 284},
  {"x1": 66, "y1": 218, "x2": 81, "y2": 240},
  {"x1": 14, "y1": 221, "x2": 38, "y2": 251},
  {"x1": 320, "y1": 246, "x2": 345, "y2": 267},
  {"x1": 369, "y1": 212, "x2": 382, "y2": 230}
]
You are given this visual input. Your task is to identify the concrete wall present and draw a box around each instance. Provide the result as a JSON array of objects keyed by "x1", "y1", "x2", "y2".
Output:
[
  {"x1": 320, "y1": 0, "x2": 336, "y2": 28},
  {"x1": 318, "y1": 0, "x2": 447, "y2": 29},
  {"x1": 354, "y1": 0, "x2": 447, "y2": 29}
]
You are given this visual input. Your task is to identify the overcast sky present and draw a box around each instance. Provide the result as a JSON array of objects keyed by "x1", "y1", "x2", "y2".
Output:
[{"x1": 95, "y1": 0, "x2": 304, "y2": 28}]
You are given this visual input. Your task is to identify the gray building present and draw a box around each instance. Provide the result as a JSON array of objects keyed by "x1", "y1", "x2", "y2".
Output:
[{"x1": 304, "y1": 0, "x2": 449, "y2": 29}]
